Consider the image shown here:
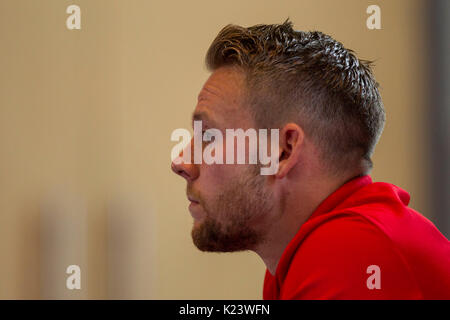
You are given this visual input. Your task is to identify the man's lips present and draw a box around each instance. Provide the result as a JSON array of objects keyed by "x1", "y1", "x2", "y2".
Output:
[
  {"x1": 187, "y1": 195, "x2": 199, "y2": 204},
  {"x1": 187, "y1": 195, "x2": 202, "y2": 220}
]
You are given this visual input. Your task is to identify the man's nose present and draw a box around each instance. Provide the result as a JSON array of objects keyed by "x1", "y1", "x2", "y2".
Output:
[{"x1": 171, "y1": 142, "x2": 199, "y2": 182}]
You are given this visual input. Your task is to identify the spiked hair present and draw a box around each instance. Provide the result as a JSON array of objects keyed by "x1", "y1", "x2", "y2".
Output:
[{"x1": 206, "y1": 20, "x2": 385, "y2": 175}]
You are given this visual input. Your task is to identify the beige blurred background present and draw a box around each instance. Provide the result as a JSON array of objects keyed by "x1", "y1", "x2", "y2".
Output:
[{"x1": 0, "y1": 0, "x2": 434, "y2": 299}]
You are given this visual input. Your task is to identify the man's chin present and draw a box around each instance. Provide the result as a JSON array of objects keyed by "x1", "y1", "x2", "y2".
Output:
[
  {"x1": 191, "y1": 218, "x2": 227, "y2": 252},
  {"x1": 191, "y1": 218, "x2": 260, "y2": 253},
  {"x1": 191, "y1": 220, "x2": 215, "y2": 252}
]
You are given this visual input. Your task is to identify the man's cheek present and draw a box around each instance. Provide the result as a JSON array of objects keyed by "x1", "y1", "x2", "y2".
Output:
[{"x1": 200, "y1": 163, "x2": 231, "y2": 187}]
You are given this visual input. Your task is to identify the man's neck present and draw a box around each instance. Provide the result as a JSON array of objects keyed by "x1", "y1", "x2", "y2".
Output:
[{"x1": 254, "y1": 173, "x2": 359, "y2": 275}]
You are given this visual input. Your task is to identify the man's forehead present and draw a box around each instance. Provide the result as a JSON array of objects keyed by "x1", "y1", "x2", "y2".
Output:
[
  {"x1": 197, "y1": 86, "x2": 222, "y2": 103},
  {"x1": 194, "y1": 67, "x2": 246, "y2": 123},
  {"x1": 199, "y1": 68, "x2": 244, "y2": 103}
]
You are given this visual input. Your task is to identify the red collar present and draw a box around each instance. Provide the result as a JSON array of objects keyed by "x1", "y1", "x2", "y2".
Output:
[{"x1": 308, "y1": 174, "x2": 373, "y2": 220}]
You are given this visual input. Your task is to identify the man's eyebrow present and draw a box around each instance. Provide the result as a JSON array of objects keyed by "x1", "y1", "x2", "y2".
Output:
[{"x1": 191, "y1": 111, "x2": 215, "y2": 126}]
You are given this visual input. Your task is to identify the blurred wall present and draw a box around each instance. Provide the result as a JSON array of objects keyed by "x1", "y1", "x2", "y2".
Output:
[{"x1": 0, "y1": 0, "x2": 431, "y2": 299}]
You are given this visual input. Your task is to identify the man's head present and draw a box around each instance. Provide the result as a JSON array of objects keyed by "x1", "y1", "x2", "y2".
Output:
[
  {"x1": 171, "y1": 20, "x2": 385, "y2": 253},
  {"x1": 206, "y1": 19, "x2": 385, "y2": 175}
]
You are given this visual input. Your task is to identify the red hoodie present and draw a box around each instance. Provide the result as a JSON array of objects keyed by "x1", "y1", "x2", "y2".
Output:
[{"x1": 263, "y1": 175, "x2": 450, "y2": 299}]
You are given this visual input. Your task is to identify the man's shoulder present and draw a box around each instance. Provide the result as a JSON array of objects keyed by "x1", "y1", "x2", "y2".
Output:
[
  {"x1": 288, "y1": 213, "x2": 411, "y2": 276},
  {"x1": 293, "y1": 213, "x2": 398, "y2": 260},
  {"x1": 277, "y1": 178, "x2": 450, "y2": 299},
  {"x1": 281, "y1": 214, "x2": 423, "y2": 299}
]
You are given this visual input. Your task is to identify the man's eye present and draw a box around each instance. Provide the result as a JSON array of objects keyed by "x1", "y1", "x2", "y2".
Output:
[{"x1": 203, "y1": 130, "x2": 215, "y2": 141}]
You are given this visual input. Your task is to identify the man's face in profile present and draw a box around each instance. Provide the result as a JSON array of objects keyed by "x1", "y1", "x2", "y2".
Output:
[{"x1": 172, "y1": 67, "x2": 275, "y2": 252}]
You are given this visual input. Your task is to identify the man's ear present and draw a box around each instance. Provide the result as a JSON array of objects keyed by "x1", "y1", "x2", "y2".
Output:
[{"x1": 275, "y1": 123, "x2": 305, "y2": 179}]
